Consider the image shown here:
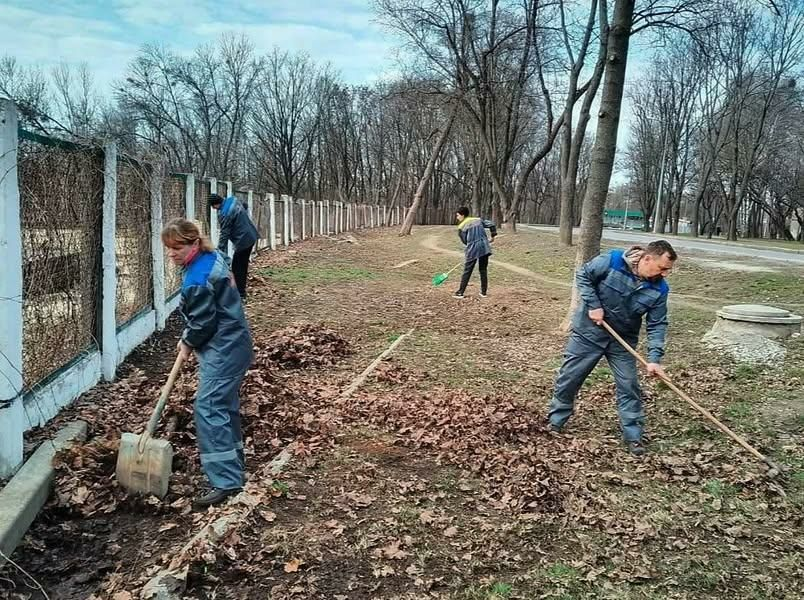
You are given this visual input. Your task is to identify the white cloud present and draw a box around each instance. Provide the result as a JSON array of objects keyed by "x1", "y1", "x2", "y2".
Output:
[
  {"x1": 194, "y1": 21, "x2": 394, "y2": 83},
  {"x1": 112, "y1": 0, "x2": 212, "y2": 28},
  {"x1": 1, "y1": 1, "x2": 396, "y2": 94},
  {"x1": 0, "y1": 5, "x2": 117, "y2": 37},
  {"x1": 231, "y1": 0, "x2": 377, "y2": 32},
  {"x1": 0, "y1": 6, "x2": 139, "y2": 92}
]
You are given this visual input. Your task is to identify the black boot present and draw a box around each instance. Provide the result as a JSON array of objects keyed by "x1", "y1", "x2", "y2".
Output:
[
  {"x1": 193, "y1": 487, "x2": 242, "y2": 508},
  {"x1": 626, "y1": 440, "x2": 646, "y2": 456}
]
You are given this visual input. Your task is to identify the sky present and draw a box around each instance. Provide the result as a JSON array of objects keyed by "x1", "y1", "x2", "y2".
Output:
[
  {"x1": 1, "y1": 0, "x2": 651, "y2": 184},
  {"x1": 0, "y1": 0, "x2": 397, "y2": 88}
]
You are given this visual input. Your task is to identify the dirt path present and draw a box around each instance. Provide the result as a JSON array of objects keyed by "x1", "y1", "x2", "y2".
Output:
[{"x1": 420, "y1": 233, "x2": 717, "y2": 314}]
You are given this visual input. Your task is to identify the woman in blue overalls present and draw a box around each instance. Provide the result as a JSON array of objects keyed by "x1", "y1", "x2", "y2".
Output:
[{"x1": 162, "y1": 218, "x2": 253, "y2": 507}]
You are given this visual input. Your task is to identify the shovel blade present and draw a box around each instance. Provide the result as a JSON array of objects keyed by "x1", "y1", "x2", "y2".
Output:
[{"x1": 116, "y1": 432, "x2": 173, "y2": 498}]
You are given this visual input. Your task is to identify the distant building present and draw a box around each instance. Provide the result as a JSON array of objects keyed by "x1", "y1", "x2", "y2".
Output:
[{"x1": 603, "y1": 209, "x2": 644, "y2": 230}]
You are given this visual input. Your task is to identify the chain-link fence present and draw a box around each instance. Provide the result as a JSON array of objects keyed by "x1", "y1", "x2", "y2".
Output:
[
  {"x1": 18, "y1": 134, "x2": 103, "y2": 389},
  {"x1": 195, "y1": 179, "x2": 211, "y2": 236},
  {"x1": 116, "y1": 157, "x2": 153, "y2": 326},
  {"x1": 162, "y1": 175, "x2": 186, "y2": 297}
]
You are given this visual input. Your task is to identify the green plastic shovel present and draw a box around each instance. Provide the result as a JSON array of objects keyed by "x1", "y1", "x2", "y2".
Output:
[{"x1": 432, "y1": 262, "x2": 463, "y2": 286}]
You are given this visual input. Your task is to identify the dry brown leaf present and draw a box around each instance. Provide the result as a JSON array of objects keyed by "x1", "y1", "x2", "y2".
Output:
[{"x1": 284, "y1": 558, "x2": 302, "y2": 573}]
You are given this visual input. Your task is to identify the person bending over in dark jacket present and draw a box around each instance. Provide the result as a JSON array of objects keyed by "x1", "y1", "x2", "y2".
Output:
[
  {"x1": 163, "y1": 218, "x2": 254, "y2": 507},
  {"x1": 546, "y1": 240, "x2": 677, "y2": 456},
  {"x1": 453, "y1": 206, "x2": 497, "y2": 299},
  {"x1": 208, "y1": 193, "x2": 259, "y2": 301}
]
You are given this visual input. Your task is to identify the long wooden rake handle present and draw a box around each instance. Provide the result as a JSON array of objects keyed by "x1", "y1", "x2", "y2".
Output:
[
  {"x1": 137, "y1": 352, "x2": 185, "y2": 454},
  {"x1": 444, "y1": 262, "x2": 462, "y2": 276},
  {"x1": 600, "y1": 321, "x2": 781, "y2": 476}
]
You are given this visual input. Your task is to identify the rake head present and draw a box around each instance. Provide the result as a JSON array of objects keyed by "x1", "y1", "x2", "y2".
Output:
[{"x1": 432, "y1": 272, "x2": 449, "y2": 286}]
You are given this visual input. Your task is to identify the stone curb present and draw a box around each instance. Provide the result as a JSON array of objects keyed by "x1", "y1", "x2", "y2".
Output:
[{"x1": 0, "y1": 420, "x2": 88, "y2": 565}]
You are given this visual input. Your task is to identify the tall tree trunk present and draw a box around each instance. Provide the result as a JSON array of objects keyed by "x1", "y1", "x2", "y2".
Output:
[
  {"x1": 576, "y1": 0, "x2": 633, "y2": 263},
  {"x1": 558, "y1": 0, "x2": 606, "y2": 246},
  {"x1": 562, "y1": 0, "x2": 634, "y2": 330},
  {"x1": 399, "y1": 105, "x2": 458, "y2": 236},
  {"x1": 558, "y1": 138, "x2": 577, "y2": 244}
]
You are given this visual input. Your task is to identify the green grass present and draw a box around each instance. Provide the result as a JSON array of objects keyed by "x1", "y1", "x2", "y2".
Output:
[
  {"x1": 746, "y1": 273, "x2": 804, "y2": 299},
  {"x1": 462, "y1": 582, "x2": 513, "y2": 600},
  {"x1": 703, "y1": 479, "x2": 738, "y2": 499},
  {"x1": 259, "y1": 265, "x2": 376, "y2": 284},
  {"x1": 724, "y1": 401, "x2": 753, "y2": 421},
  {"x1": 583, "y1": 366, "x2": 612, "y2": 387},
  {"x1": 545, "y1": 562, "x2": 581, "y2": 582},
  {"x1": 733, "y1": 364, "x2": 760, "y2": 381}
]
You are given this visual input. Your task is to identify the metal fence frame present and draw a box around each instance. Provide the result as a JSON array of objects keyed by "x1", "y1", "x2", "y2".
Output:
[{"x1": 0, "y1": 99, "x2": 402, "y2": 477}]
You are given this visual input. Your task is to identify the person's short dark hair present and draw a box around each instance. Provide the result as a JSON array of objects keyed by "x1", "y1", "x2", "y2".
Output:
[
  {"x1": 647, "y1": 240, "x2": 677, "y2": 261},
  {"x1": 208, "y1": 193, "x2": 224, "y2": 209},
  {"x1": 457, "y1": 206, "x2": 470, "y2": 217}
]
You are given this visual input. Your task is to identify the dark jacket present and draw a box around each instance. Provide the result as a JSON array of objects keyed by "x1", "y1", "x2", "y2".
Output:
[
  {"x1": 573, "y1": 249, "x2": 669, "y2": 363},
  {"x1": 457, "y1": 216, "x2": 497, "y2": 260},
  {"x1": 217, "y1": 195, "x2": 259, "y2": 256},
  {"x1": 180, "y1": 250, "x2": 254, "y2": 378}
]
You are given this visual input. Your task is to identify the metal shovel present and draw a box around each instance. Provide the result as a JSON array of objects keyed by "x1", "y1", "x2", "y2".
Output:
[{"x1": 116, "y1": 353, "x2": 184, "y2": 498}]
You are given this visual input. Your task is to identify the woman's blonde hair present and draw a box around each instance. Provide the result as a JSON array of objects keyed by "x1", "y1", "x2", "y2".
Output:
[{"x1": 161, "y1": 218, "x2": 215, "y2": 251}]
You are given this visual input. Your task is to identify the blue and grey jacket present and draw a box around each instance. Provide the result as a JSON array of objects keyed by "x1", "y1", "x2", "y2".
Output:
[
  {"x1": 457, "y1": 216, "x2": 497, "y2": 260},
  {"x1": 217, "y1": 195, "x2": 259, "y2": 256},
  {"x1": 572, "y1": 249, "x2": 669, "y2": 363},
  {"x1": 180, "y1": 250, "x2": 254, "y2": 378}
]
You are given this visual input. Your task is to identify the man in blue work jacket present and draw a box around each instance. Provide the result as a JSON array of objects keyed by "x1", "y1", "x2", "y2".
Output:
[
  {"x1": 547, "y1": 240, "x2": 678, "y2": 456},
  {"x1": 209, "y1": 193, "x2": 259, "y2": 301}
]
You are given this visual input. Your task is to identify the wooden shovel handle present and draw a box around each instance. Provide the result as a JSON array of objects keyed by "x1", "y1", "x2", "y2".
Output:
[
  {"x1": 137, "y1": 353, "x2": 185, "y2": 453},
  {"x1": 600, "y1": 321, "x2": 779, "y2": 472}
]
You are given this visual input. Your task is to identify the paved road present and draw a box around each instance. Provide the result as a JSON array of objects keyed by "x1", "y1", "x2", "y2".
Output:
[{"x1": 521, "y1": 225, "x2": 804, "y2": 266}]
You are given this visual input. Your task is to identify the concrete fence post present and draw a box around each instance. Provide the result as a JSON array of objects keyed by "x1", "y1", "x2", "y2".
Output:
[
  {"x1": 268, "y1": 193, "x2": 277, "y2": 250},
  {"x1": 310, "y1": 198, "x2": 316, "y2": 237},
  {"x1": 281, "y1": 194, "x2": 290, "y2": 246},
  {"x1": 319, "y1": 201, "x2": 325, "y2": 235},
  {"x1": 185, "y1": 174, "x2": 195, "y2": 222},
  {"x1": 247, "y1": 190, "x2": 254, "y2": 221},
  {"x1": 101, "y1": 143, "x2": 119, "y2": 382},
  {"x1": 209, "y1": 177, "x2": 219, "y2": 246},
  {"x1": 301, "y1": 198, "x2": 306, "y2": 240},
  {"x1": 288, "y1": 195, "x2": 295, "y2": 241},
  {"x1": 0, "y1": 99, "x2": 24, "y2": 478},
  {"x1": 150, "y1": 164, "x2": 166, "y2": 330}
]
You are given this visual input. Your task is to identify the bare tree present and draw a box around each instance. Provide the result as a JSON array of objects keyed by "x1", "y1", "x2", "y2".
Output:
[{"x1": 557, "y1": 0, "x2": 608, "y2": 245}]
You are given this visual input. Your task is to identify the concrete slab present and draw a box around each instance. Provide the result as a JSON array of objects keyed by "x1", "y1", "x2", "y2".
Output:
[
  {"x1": 0, "y1": 420, "x2": 87, "y2": 564},
  {"x1": 718, "y1": 304, "x2": 802, "y2": 324}
]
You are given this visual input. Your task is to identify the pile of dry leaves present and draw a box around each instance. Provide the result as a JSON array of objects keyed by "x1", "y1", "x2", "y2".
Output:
[
  {"x1": 259, "y1": 324, "x2": 352, "y2": 369},
  {"x1": 341, "y1": 387, "x2": 567, "y2": 514},
  {"x1": 49, "y1": 324, "x2": 351, "y2": 518}
]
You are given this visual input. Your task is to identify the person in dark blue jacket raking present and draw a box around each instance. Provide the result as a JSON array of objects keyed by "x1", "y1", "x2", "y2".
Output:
[
  {"x1": 162, "y1": 218, "x2": 254, "y2": 507},
  {"x1": 547, "y1": 240, "x2": 677, "y2": 456},
  {"x1": 453, "y1": 206, "x2": 497, "y2": 298},
  {"x1": 209, "y1": 193, "x2": 259, "y2": 301}
]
